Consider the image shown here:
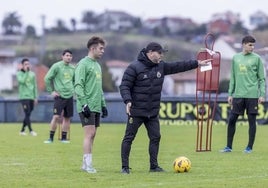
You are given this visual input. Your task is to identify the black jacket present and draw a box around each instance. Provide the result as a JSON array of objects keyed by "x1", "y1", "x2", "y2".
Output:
[{"x1": 119, "y1": 48, "x2": 198, "y2": 117}]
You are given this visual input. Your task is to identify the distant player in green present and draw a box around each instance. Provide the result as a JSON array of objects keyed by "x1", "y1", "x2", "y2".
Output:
[
  {"x1": 75, "y1": 36, "x2": 108, "y2": 173},
  {"x1": 17, "y1": 58, "x2": 38, "y2": 136},
  {"x1": 44, "y1": 49, "x2": 75, "y2": 144},
  {"x1": 220, "y1": 35, "x2": 265, "y2": 153}
]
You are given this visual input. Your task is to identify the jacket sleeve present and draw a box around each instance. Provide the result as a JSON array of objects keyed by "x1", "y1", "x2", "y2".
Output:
[
  {"x1": 33, "y1": 73, "x2": 38, "y2": 99},
  {"x1": 119, "y1": 64, "x2": 136, "y2": 104},
  {"x1": 228, "y1": 59, "x2": 235, "y2": 96},
  {"x1": 16, "y1": 71, "x2": 28, "y2": 84},
  {"x1": 257, "y1": 57, "x2": 266, "y2": 97},
  {"x1": 101, "y1": 92, "x2": 106, "y2": 107},
  {"x1": 74, "y1": 63, "x2": 87, "y2": 105},
  {"x1": 44, "y1": 64, "x2": 57, "y2": 94},
  {"x1": 163, "y1": 60, "x2": 198, "y2": 75}
]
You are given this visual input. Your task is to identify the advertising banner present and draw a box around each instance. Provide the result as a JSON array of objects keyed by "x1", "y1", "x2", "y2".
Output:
[{"x1": 159, "y1": 101, "x2": 268, "y2": 126}]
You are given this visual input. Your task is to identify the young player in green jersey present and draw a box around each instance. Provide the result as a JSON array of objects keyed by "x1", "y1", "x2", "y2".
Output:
[
  {"x1": 44, "y1": 49, "x2": 75, "y2": 144},
  {"x1": 220, "y1": 35, "x2": 266, "y2": 153},
  {"x1": 17, "y1": 58, "x2": 38, "y2": 136},
  {"x1": 74, "y1": 36, "x2": 108, "y2": 173}
]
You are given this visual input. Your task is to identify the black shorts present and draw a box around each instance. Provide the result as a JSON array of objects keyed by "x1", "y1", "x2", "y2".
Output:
[
  {"x1": 79, "y1": 112, "x2": 100, "y2": 127},
  {"x1": 53, "y1": 96, "x2": 73, "y2": 118},
  {"x1": 231, "y1": 98, "x2": 258, "y2": 115}
]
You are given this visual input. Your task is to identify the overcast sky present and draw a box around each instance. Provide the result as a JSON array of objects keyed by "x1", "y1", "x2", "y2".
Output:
[{"x1": 0, "y1": 0, "x2": 267, "y2": 34}]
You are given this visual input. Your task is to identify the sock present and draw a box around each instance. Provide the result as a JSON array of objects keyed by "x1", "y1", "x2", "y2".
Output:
[
  {"x1": 49, "y1": 131, "x2": 55, "y2": 141},
  {"x1": 84, "y1": 154, "x2": 92, "y2": 167},
  {"x1": 62, "y1": 131, "x2": 67, "y2": 140}
]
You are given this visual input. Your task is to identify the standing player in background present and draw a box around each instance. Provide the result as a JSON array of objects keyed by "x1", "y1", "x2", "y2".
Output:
[
  {"x1": 17, "y1": 58, "x2": 38, "y2": 136},
  {"x1": 43, "y1": 49, "x2": 75, "y2": 144},
  {"x1": 74, "y1": 36, "x2": 108, "y2": 173},
  {"x1": 220, "y1": 35, "x2": 265, "y2": 154}
]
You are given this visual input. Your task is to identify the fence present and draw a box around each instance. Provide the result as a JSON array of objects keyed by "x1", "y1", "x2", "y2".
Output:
[{"x1": 0, "y1": 95, "x2": 267, "y2": 125}]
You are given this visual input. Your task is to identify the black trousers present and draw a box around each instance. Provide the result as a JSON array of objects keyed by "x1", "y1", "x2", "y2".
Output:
[
  {"x1": 20, "y1": 99, "x2": 34, "y2": 132},
  {"x1": 121, "y1": 115, "x2": 161, "y2": 169},
  {"x1": 227, "y1": 112, "x2": 256, "y2": 149}
]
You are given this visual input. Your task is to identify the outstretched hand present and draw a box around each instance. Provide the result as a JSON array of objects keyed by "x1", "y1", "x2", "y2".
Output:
[{"x1": 198, "y1": 59, "x2": 213, "y2": 66}]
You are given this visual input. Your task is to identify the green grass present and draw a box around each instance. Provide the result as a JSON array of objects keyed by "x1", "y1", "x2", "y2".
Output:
[{"x1": 1, "y1": 123, "x2": 268, "y2": 188}]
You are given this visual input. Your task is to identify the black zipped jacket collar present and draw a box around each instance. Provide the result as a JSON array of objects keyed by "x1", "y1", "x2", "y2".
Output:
[{"x1": 137, "y1": 48, "x2": 157, "y2": 67}]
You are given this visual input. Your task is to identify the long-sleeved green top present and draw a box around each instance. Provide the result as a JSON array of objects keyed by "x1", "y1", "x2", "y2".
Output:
[
  {"x1": 228, "y1": 52, "x2": 266, "y2": 98},
  {"x1": 74, "y1": 56, "x2": 106, "y2": 113},
  {"x1": 16, "y1": 70, "x2": 38, "y2": 100},
  {"x1": 44, "y1": 61, "x2": 75, "y2": 99}
]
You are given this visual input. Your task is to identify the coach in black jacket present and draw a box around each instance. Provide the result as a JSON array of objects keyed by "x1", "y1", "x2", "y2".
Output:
[{"x1": 119, "y1": 42, "x2": 211, "y2": 174}]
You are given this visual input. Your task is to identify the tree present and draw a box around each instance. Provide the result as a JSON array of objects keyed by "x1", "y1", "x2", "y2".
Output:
[
  {"x1": 2, "y1": 12, "x2": 22, "y2": 35},
  {"x1": 70, "y1": 18, "x2": 77, "y2": 32},
  {"x1": 255, "y1": 23, "x2": 268, "y2": 31},
  {"x1": 81, "y1": 10, "x2": 98, "y2": 31},
  {"x1": 49, "y1": 19, "x2": 70, "y2": 34},
  {"x1": 133, "y1": 18, "x2": 142, "y2": 28},
  {"x1": 25, "y1": 25, "x2": 37, "y2": 38},
  {"x1": 231, "y1": 21, "x2": 248, "y2": 34}
]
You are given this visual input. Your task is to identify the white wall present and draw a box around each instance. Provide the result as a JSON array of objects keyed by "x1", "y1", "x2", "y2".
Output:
[{"x1": 0, "y1": 63, "x2": 16, "y2": 90}]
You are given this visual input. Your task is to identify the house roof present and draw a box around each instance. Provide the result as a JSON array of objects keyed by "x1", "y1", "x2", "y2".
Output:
[
  {"x1": 99, "y1": 10, "x2": 135, "y2": 19},
  {"x1": 213, "y1": 38, "x2": 237, "y2": 59}
]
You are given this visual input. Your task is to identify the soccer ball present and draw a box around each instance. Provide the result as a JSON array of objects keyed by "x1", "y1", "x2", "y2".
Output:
[{"x1": 173, "y1": 156, "x2": 191, "y2": 173}]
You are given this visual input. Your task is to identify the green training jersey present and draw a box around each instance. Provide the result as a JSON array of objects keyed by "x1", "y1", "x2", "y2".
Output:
[
  {"x1": 74, "y1": 56, "x2": 106, "y2": 113},
  {"x1": 16, "y1": 70, "x2": 38, "y2": 100},
  {"x1": 44, "y1": 61, "x2": 75, "y2": 99},
  {"x1": 228, "y1": 52, "x2": 265, "y2": 98}
]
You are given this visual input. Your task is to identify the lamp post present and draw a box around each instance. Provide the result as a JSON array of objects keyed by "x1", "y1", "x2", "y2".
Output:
[{"x1": 40, "y1": 15, "x2": 46, "y2": 62}]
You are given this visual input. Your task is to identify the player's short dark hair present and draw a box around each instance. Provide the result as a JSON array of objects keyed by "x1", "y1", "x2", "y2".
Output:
[
  {"x1": 87, "y1": 36, "x2": 105, "y2": 49},
  {"x1": 21, "y1": 58, "x2": 29, "y2": 64},
  {"x1": 242, "y1": 35, "x2": 256, "y2": 44},
  {"x1": 62, "y1": 49, "x2": 72, "y2": 55}
]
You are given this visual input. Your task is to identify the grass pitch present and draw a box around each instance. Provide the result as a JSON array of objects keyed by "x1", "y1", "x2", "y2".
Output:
[{"x1": 1, "y1": 123, "x2": 268, "y2": 188}]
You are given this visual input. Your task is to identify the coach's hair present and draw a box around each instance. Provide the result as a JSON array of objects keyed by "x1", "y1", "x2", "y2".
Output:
[
  {"x1": 62, "y1": 49, "x2": 72, "y2": 55},
  {"x1": 87, "y1": 36, "x2": 105, "y2": 49},
  {"x1": 242, "y1": 35, "x2": 256, "y2": 44},
  {"x1": 21, "y1": 58, "x2": 29, "y2": 64}
]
